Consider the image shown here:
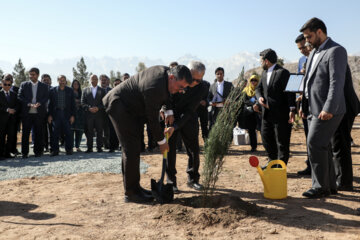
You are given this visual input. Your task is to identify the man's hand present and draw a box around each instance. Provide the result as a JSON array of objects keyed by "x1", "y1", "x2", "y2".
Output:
[
  {"x1": 159, "y1": 142, "x2": 169, "y2": 154},
  {"x1": 89, "y1": 107, "x2": 96, "y2": 113},
  {"x1": 165, "y1": 115, "x2": 174, "y2": 125},
  {"x1": 159, "y1": 111, "x2": 165, "y2": 120},
  {"x1": 164, "y1": 127, "x2": 175, "y2": 139},
  {"x1": 8, "y1": 108, "x2": 16, "y2": 114},
  {"x1": 258, "y1": 97, "x2": 269, "y2": 109},
  {"x1": 299, "y1": 109, "x2": 307, "y2": 119},
  {"x1": 318, "y1": 111, "x2": 333, "y2": 121},
  {"x1": 253, "y1": 104, "x2": 260, "y2": 113},
  {"x1": 70, "y1": 116, "x2": 75, "y2": 124},
  {"x1": 34, "y1": 102, "x2": 41, "y2": 108},
  {"x1": 289, "y1": 111, "x2": 295, "y2": 124},
  {"x1": 210, "y1": 102, "x2": 216, "y2": 107},
  {"x1": 48, "y1": 115, "x2": 53, "y2": 124},
  {"x1": 200, "y1": 100, "x2": 206, "y2": 106}
]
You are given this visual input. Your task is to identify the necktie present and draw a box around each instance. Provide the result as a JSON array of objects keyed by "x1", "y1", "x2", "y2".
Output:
[{"x1": 6, "y1": 92, "x2": 10, "y2": 102}]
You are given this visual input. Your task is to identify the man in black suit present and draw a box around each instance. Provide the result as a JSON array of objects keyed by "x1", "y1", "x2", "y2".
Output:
[
  {"x1": 196, "y1": 80, "x2": 210, "y2": 141},
  {"x1": 0, "y1": 75, "x2": 18, "y2": 160},
  {"x1": 255, "y1": 49, "x2": 295, "y2": 166},
  {"x1": 164, "y1": 61, "x2": 209, "y2": 193},
  {"x1": 100, "y1": 74, "x2": 112, "y2": 150},
  {"x1": 41, "y1": 74, "x2": 52, "y2": 153},
  {"x1": 81, "y1": 74, "x2": 106, "y2": 153},
  {"x1": 103, "y1": 65, "x2": 193, "y2": 203},
  {"x1": 18, "y1": 68, "x2": 49, "y2": 158},
  {"x1": 208, "y1": 67, "x2": 233, "y2": 129},
  {"x1": 48, "y1": 75, "x2": 76, "y2": 156},
  {"x1": 331, "y1": 65, "x2": 360, "y2": 191}
]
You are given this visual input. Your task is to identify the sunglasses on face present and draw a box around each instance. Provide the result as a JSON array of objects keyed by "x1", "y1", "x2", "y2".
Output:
[{"x1": 3, "y1": 84, "x2": 11, "y2": 86}]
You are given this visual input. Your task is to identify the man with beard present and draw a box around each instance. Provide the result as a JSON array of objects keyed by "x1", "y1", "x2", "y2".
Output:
[
  {"x1": 255, "y1": 49, "x2": 295, "y2": 168},
  {"x1": 300, "y1": 17, "x2": 347, "y2": 198},
  {"x1": 103, "y1": 65, "x2": 193, "y2": 203},
  {"x1": 164, "y1": 61, "x2": 209, "y2": 193}
]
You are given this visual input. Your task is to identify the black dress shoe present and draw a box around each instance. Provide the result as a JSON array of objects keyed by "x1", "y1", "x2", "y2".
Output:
[
  {"x1": 297, "y1": 167, "x2": 311, "y2": 176},
  {"x1": 22, "y1": 154, "x2": 28, "y2": 159},
  {"x1": 124, "y1": 191, "x2": 154, "y2": 203},
  {"x1": 35, "y1": 153, "x2": 43, "y2": 157},
  {"x1": 108, "y1": 149, "x2": 115, "y2": 153},
  {"x1": 173, "y1": 186, "x2": 180, "y2": 194},
  {"x1": 66, "y1": 150, "x2": 73, "y2": 155},
  {"x1": 97, "y1": 148, "x2": 103, "y2": 153},
  {"x1": 4, "y1": 153, "x2": 15, "y2": 158},
  {"x1": 330, "y1": 189, "x2": 338, "y2": 195},
  {"x1": 85, "y1": 149, "x2": 93, "y2": 153},
  {"x1": 302, "y1": 188, "x2": 330, "y2": 198},
  {"x1": 138, "y1": 186, "x2": 152, "y2": 196},
  {"x1": 187, "y1": 182, "x2": 203, "y2": 191},
  {"x1": 50, "y1": 151, "x2": 59, "y2": 157},
  {"x1": 337, "y1": 184, "x2": 353, "y2": 191}
]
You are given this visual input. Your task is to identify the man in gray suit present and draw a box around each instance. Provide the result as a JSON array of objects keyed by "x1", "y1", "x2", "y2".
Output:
[{"x1": 300, "y1": 17, "x2": 347, "y2": 198}]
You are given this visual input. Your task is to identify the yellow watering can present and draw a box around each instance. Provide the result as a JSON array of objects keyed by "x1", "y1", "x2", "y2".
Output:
[{"x1": 249, "y1": 156, "x2": 287, "y2": 199}]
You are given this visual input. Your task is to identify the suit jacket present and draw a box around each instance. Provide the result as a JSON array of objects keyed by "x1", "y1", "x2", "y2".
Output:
[
  {"x1": 208, "y1": 80, "x2": 233, "y2": 104},
  {"x1": 81, "y1": 86, "x2": 106, "y2": 115},
  {"x1": 103, "y1": 65, "x2": 170, "y2": 142},
  {"x1": 165, "y1": 81, "x2": 209, "y2": 130},
  {"x1": 103, "y1": 86, "x2": 112, "y2": 95},
  {"x1": 302, "y1": 38, "x2": 347, "y2": 117},
  {"x1": 17, "y1": 81, "x2": 49, "y2": 117},
  {"x1": 344, "y1": 65, "x2": 360, "y2": 117},
  {"x1": 0, "y1": 89, "x2": 18, "y2": 125},
  {"x1": 255, "y1": 64, "x2": 294, "y2": 123},
  {"x1": 48, "y1": 86, "x2": 76, "y2": 119}
]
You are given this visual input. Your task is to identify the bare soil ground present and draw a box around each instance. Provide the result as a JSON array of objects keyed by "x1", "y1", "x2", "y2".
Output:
[{"x1": 1, "y1": 117, "x2": 360, "y2": 240}]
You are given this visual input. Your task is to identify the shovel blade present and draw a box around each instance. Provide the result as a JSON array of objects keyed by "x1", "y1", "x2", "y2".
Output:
[{"x1": 151, "y1": 179, "x2": 174, "y2": 204}]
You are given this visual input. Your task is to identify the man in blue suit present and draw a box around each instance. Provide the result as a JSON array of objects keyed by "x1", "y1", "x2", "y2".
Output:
[
  {"x1": 18, "y1": 68, "x2": 49, "y2": 158},
  {"x1": 300, "y1": 18, "x2": 347, "y2": 198},
  {"x1": 48, "y1": 75, "x2": 76, "y2": 156}
]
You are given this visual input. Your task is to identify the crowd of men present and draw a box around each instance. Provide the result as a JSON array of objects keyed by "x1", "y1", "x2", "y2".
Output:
[{"x1": 0, "y1": 17, "x2": 359, "y2": 204}]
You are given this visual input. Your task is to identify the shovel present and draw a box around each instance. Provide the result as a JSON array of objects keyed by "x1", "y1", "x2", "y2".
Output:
[{"x1": 151, "y1": 133, "x2": 174, "y2": 204}]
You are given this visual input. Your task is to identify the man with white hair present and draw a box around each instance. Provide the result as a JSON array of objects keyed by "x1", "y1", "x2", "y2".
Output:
[{"x1": 164, "y1": 61, "x2": 209, "y2": 193}]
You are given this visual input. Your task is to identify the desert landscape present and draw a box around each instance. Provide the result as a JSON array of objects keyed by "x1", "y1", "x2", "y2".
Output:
[{"x1": 0, "y1": 117, "x2": 359, "y2": 240}]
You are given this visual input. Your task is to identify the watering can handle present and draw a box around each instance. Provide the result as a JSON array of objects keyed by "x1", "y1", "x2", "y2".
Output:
[{"x1": 266, "y1": 160, "x2": 287, "y2": 170}]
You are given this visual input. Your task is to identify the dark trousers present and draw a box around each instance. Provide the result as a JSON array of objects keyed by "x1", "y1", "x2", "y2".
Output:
[
  {"x1": 22, "y1": 113, "x2": 44, "y2": 155},
  {"x1": 209, "y1": 107, "x2": 222, "y2": 130},
  {"x1": 261, "y1": 118, "x2": 292, "y2": 164},
  {"x1": 11, "y1": 116, "x2": 20, "y2": 154},
  {"x1": 0, "y1": 117, "x2": 17, "y2": 157},
  {"x1": 109, "y1": 117, "x2": 119, "y2": 150},
  {"x1": 331, "y1": 112, "x2": 355, "y2": 187},
  {"x1": 248, "y1": 127, "x2": 257, "y2": 150},
  {"x1": 307, "y1": 114, "x2": 343, "y2": 190},
  {"x1": 103, "y1": 115, "x2": 110, "y2": 149},
  {"x1": 73, "y1": 130, "x2": 83, "y2": 148},
  {"x1": 302, "y1": 117, "x2": 311, "y2": 168},
  {"x1": 84, "y1": 113, "x2": 104, "y2": 150},
  {"x1": 51, "y1": 110, "x2": 73, "y2": 152},
  {"x1": 43, "y1": 119, "x2": 52, "y2": 151},
  {"x1": 197, "y1": 106, "x2": 209, "y2": 140},
  {"x1": 166, "y1": 114, "x2": 200, "y2": 186},
  {"x1": 108, "y1": 100, "x2": 142, "y2": 195}
]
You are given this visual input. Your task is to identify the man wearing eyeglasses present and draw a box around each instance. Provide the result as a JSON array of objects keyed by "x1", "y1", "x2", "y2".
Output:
[
  {"x1": 0, "y1": 74, "x2": 18, "y2": 160},
  {"x1": 163, "y1": 61, "x2": 209, "y2": 193}
]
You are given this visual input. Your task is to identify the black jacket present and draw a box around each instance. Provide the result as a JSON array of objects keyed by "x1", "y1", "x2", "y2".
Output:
[{"x1": 48, "y1": 86, "x2": 76, "y2": 119}]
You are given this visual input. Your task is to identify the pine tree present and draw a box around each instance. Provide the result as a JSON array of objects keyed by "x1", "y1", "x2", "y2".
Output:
[
  {"x1": 109, "y1": 70, "x2": 122, "y2": 87},
  {"x1": 13, "y1": 58, "x2": 27, "y2": 87},
  {"x1": 0, "y1": 68, "x2": 3, "y2": 79},
  {"x1": 136, "y1": 62, "x2": 146, "y2": 73},
  {"x1": 72, "y1": 57, "x2": 91, "y2": 87}
]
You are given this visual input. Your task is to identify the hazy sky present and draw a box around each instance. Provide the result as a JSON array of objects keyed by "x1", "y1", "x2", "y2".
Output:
[{"x1": 1, "y1": 0, "x2": 359, "y2": 66}]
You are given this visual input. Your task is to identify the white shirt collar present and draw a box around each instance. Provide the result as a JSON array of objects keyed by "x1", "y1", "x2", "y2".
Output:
[
  {"x1": 267, "y1": 63, "x2": 276, "y2": 73},
  {"x1": 31, "y1": 80, "x2": 39, "y2": 86},
  {"x1": 217, "y1": 80, "x2": 224, "y2": 86}
]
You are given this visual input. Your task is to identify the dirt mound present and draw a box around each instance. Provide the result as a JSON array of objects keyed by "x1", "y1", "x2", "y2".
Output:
[{"x1": 153, "y1": 195, "x2": 262, "y2": 229}]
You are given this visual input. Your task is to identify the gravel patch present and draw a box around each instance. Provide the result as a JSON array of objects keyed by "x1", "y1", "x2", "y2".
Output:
[{"x1": 0, "y1": 151, "x2": 149, "y2": 181}]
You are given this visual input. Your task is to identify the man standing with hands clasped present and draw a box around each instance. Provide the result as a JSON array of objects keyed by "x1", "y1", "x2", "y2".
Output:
[{"x1": 300, "y1": 17, "x2": 347, "y2": 198}]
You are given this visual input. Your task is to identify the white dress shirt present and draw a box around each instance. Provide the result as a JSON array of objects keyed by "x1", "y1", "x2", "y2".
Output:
[
  {"x1": 266, "y1": 64, "x2": 276, "y2": 86},
  {"x1": 91, "y1": 86, "x2": 98, "y2": 99}
]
